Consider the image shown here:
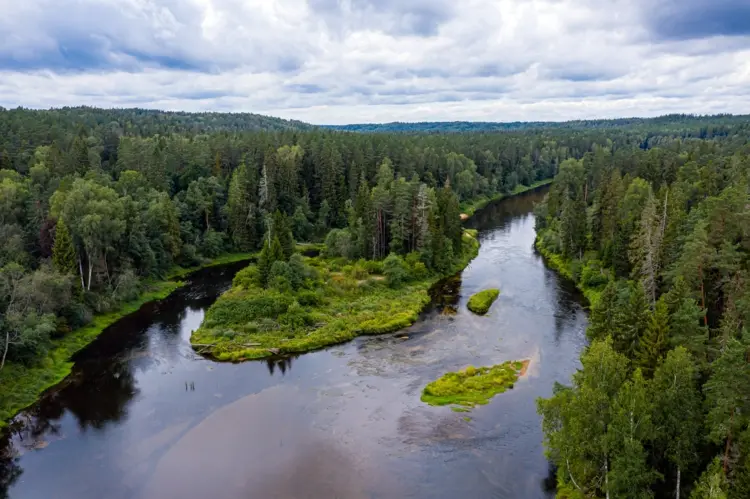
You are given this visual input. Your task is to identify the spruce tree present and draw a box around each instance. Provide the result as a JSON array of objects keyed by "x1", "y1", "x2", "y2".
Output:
[
  {"x1": 636, "y1": 298, "x2": 670, "y2": 377},
  {"x1": 52, "y1": 218, "x2": 77, "y2": 276}
]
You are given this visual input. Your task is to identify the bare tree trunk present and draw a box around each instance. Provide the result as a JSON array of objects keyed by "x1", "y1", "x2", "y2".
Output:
[
  {"x1": 605, "y1": 458, "x2": 610, "y2": 499},
  {"x1": 1, "y1": 331, "x2": 9, "y2": 370},
  {"x1": 87, "y1": 258, "x2": 93, "y2": 291},
  {"x1": 78, "y1": 255, "x2": 85, "y2": 291},
  {"x1": 676, "y1": 466, "x2": 680, "y2": 499}
]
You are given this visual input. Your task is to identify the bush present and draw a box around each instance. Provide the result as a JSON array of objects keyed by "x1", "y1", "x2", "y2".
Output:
[
  {"x1": 200, "y1": 229, "x2": 225, "y2": 258},
  {"x1": 324, "y1": 229, "x2": 354, "y2": 259},
  {"x1": 410, "y1": 261, "x2": 429, "y2": 280},
  {"x1": 112, "y1": 269, "x2": 141, "y2": 303},
  {"x1": 383, "y1": 253, "x2": 408, "y2": 288},
  {"x1": 580, "y1": 260, "x2": 608, "y2": 288},
  {"x1": 360, "y1": 259, "x2": 384, "y2": 275},
  {"x1": 233, "y1": 265, "x2": 261, "y2": 289},
  {"x1": 269, "y1": 260, "x2": 292, "y2": 292},
  {"x1": 296, "y1": 289, "x2": 324, "y2": 306}
]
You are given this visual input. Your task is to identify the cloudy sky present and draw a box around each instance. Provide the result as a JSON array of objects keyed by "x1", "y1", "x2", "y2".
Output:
[{"x1": 1, "y1": 0, "x2": 750, "y2": 124}]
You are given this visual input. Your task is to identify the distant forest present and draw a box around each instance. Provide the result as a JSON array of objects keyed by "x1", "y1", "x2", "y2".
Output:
[{"x1": 325, "y1": 114, "x2": 750, "y2": 134}]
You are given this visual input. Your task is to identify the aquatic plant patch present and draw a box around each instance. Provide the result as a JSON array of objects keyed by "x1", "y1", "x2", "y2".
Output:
[
  {"x1": 467, "y1": 288, "x2": 500, "y2": 314},
  {"x1": 421, "y1": 360, "x2": 528, "y2": 408}
]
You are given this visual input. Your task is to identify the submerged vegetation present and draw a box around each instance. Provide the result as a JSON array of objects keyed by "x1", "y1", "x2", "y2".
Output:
[
  {"x1": 467, "y1": 288, "x2": 500, "y2": 315},
  {"x1": 421, "y1": 360, "x2": 527, "y2": 408}
]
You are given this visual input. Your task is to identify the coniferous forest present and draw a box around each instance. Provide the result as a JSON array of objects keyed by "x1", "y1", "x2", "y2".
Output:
[
  {"x1": 535, "y1": 118, "x2": 750, "y2": 497},
  {"x1": 2, "y1": 107, "x2": 750, "y2": 499}
]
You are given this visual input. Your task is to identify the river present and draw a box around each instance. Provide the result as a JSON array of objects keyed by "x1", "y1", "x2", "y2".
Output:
[{"x1": 0, "y1": 186, "x2": 588, "y2": 499}]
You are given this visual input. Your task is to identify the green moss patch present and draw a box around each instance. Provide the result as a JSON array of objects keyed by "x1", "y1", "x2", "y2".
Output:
[
  {"x1": 192, "y1": 232, "x2": 480, "y2": 361},
  {"x1": 421, "y1": 360, "x2": 528, "y2": 408},
  {"x1": 467, "y1": 288, "x2": 500, "y2": 315}
]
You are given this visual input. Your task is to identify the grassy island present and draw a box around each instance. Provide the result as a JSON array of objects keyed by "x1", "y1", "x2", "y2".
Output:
[
  {"x1": 467, "y1": 288, "x2": 500, "y2": 314},
  {"x1": 421, "y1": 360, "x2": 528, "y2": 408},
  {"x1": 191, "y1": 231, "x2": 479, "y2": 361}
]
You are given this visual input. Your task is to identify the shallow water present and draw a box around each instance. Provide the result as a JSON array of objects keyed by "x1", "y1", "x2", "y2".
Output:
[{"x1": 0, "y1": 186, "x2": 588, "y2": 499}]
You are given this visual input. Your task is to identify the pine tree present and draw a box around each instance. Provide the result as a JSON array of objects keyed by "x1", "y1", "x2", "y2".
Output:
[
  {"x1": 672, "y1": 220, "x2": 712, "y2": 327},
  {"x1": 52, "y1": 218, "x2": 77, "y2": 276},
  {"x1": 636, "y1": 298, "x2": 670, "y2": 377}
]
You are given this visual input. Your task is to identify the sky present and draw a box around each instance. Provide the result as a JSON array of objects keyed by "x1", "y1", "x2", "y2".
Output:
[{"x1": 1, "y1": 0, "x2": 750, "y2": 124}]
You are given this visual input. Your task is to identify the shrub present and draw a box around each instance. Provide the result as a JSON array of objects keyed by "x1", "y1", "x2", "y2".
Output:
[
  {"x1": 410, "y1": 261, "x2": 429, "y2": 280},
  {"x1": 348, "y1": 262, "x2": 369, "y2": 280},
  {"x1": 467, "y1": 288, "x2": 500, "y2": 315},
  {"x1": 580, "y1": 259, "x2": 608, "y2": 288},
  {"x1": 200, "y1": 229, "x2": 225, "y2": 258},
  {"x1": 383, "y1": 253, "x2": 408, "y2": 288},
  {"x1": 233, "y1": 265, "x2": 261, "y2": 289},
  {"x1": 296, "y1": 289, "x2": 324, "y2": 306},
  {"x1": 112, "y1": 269, "x2": 141, "y2": 302},
  {"x1": 360, "y1": 259, "x2": 384, "y2": 275},
  {"x1": 324, "y1": 228, "x2": 354, "y2": 259}
]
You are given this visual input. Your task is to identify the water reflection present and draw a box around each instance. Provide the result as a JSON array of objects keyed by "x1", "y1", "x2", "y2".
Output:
[
  {"x1": 265, "y1": 355, "x2": 295, "y2": 376},
  {"x1": 1, "y1": 186, "x2": 590, "y2": 499}
]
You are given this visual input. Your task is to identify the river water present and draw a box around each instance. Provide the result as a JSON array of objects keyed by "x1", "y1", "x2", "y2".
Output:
[{"x1": 0, "y1": 187, "x2": 588, "y2": 499}]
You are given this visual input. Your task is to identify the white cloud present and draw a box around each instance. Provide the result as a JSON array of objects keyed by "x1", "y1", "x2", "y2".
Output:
[{"x1": 1, "y1": 0, "x2": 749, "y2": 123}]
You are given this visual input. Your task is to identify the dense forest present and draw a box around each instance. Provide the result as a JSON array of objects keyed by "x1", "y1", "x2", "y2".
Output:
[
  {"x1": 3, "y1": 107, "x2": 750, "y2": 499},
  {"x1": 535, "y1": 123, "x2": 750, "y2": 497},
  {"x1": 0, "y1": 106, "x2": 566, "y2": 374}
]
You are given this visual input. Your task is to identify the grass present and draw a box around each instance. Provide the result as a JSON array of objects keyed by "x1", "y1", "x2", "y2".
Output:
[
  {"x1": 0, "y1": 280, "x2": 183, "y2": 429},
  {"x1": 421, "y1": 360, "x2": 528, "y2": 408},
  {"x1": 534, "y1": 236, "x2": 603, "y2": 306},
  {"x1": 467, "y1": 288, "x2": 500, "y2": 315},
  {"x1": 460, "y1": 179, "x2": 554, "y2": 219},
  {"x1": 191, "y1": 231, "x2": 480, "y2": 361}
]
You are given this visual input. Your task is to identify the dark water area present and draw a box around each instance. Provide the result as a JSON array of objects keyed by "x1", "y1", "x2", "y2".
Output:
[{"x1": 0, "y1": 186, "x2": 588, "y2": 499}]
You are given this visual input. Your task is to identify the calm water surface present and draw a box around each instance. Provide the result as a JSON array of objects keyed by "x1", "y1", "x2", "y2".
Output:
[{"x1": 0, "y1": 187, "x2": 588, "y2": 499}]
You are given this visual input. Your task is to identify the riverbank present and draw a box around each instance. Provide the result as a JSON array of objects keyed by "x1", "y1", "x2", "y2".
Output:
[
  {"x1": 192, "y1": 232, "x2": 480, "y2": 361},
  {"x1": 460, "y1": 179, "x2": 553, "y2": 219},
  {"x1": 0, "y1": 252, "x2": 253, "y2": 429},
  {"x1": 534, "y1": 235, "x2": 603, "y2": 306}
]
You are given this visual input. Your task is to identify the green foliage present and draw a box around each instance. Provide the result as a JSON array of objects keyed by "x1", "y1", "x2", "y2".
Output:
[
  {"x1": 467, "y1": 288, "x2": 500, "y2": 315},
  {"x1": 52, "y1": 218, "x2": 77, "y2": 276},
  {"x1": 191, "y1": 231, "x2": 478, "y2": 361},
  {"x1": 690, "y1": 458, "x2": 728, "y2": 499},
  {"x1": 421, "y1": 360, "x2": 526, "y2": 408},
  {"x1": 383, "y1": 253, "x2": 408, "y2": 288},
  {"x1": 536, "y1": 124, "x2": 750, "y2": 498}
]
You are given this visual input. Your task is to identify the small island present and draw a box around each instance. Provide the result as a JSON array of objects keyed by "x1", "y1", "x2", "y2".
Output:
[
  {"x1": 467, "y1": 288, "x2": 500, "y2": 314},
  {"x1": 421, "y1": 360, "x2": 528, "y2": 408},
  {"x1": 192, "y1": 229, "x2": 479, "y2": 361}
]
